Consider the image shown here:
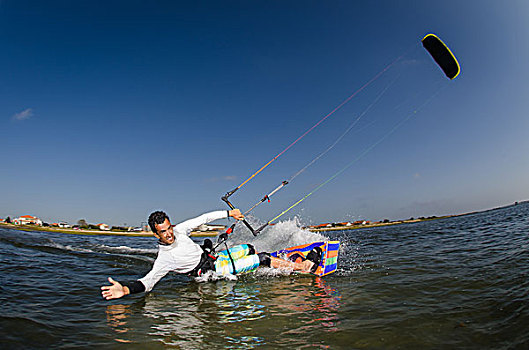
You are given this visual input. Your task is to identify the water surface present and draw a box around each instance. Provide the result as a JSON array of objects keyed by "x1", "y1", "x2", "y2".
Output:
[{"x1": 1, "y1": 202, "x2": 528, "y2": 349}]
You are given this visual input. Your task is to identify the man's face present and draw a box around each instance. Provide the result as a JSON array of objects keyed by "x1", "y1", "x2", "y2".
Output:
[{"x1": 154, "y1": 218, "x2": 174, "y2": 245}]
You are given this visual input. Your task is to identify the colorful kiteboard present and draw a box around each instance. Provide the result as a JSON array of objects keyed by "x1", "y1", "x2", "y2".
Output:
[{"x1": 271, "y1": 241, "x2": 340, "y2": 277}]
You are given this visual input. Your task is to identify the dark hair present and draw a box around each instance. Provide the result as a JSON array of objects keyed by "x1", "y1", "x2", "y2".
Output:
[{"x1": 148, "y1": 211, "x2": 170, "y2": 233}]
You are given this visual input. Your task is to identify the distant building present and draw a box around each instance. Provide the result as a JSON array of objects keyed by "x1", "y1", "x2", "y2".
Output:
[
  {"x1": 13, "y1": 215, "x2": 43, "y2": 226},
  {"x1": 352, "y1": 220, "x2": 370, "y2": 225},
  {"x1": 307, "y1": 220, "x2": 372, "y2": 229},
  {"x1": 335, "y1": 222, "x2": 353, "y2": 227},
  {"x1": 309, "y1": 223, "x2": 333, "y2": 229},
  {"x1": 98, "y1": 223, "x2": 110, "y2": 231},
  {"x1": 197, "y1": 224, "x2": 226, "y2": 232},
  {"x1": 58, "y1": 222, "x2": 70, "y2": 228}
]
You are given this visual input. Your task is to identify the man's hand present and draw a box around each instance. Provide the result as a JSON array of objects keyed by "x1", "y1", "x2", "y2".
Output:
[
  {"x1": 229, "y1": 209, "x2": 244, "y2": 221},
  {"x1": 101, "y1": 277, "x2": 129, "y2": 300},
  {"x1": 217, "y1": 232, "x2": 228, "y2": 243}
]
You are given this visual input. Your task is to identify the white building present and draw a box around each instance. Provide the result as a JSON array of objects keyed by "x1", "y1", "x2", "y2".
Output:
[{"x1": 14, "y1": 215, "x2": 43, "y2": 226}]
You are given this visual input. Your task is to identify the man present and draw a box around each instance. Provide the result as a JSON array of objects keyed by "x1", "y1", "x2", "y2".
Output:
[{"x1": 101, "y1": 209, "x2": 319, "y2": 300}]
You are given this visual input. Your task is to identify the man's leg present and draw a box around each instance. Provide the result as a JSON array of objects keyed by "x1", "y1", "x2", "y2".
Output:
[
  {"x1": 259, "y1": 246, "x2": 322, "y2": 273},
  {"x1": 215, "y1": 253, "x2": 260, "y2": 275},
  {"x1": 216, "y1": 244, "x2": 255, "y2": 260},
  {"x1": 269, "y1": 256, "x2": 314, "y2": 272}
]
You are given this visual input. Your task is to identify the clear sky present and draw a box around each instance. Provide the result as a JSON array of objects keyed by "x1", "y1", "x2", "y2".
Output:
[{"x1": 2, "y1": 1, "x2": 529, "y2": 227}]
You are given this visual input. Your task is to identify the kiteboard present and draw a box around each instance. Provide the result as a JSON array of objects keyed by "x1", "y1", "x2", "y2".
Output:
[{"x1": 271, "y1": 241, "x2": 339, "y2": 276}]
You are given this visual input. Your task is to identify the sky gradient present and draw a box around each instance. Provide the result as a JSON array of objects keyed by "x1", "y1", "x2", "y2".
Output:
[{"x1": 2, "y1": 1, "x2": 529, "y2": 227}]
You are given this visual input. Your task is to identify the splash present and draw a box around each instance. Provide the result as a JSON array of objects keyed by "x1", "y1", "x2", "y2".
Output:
[
  {"x1": 194, "y1": 265, "x2": 304, "y2": 282},
  {"x1": 194, "y1": 270, "x2": 238, "y2": 283},
  {"x1": 223, "y1": 216, "x2": 327, "y2": 254}
]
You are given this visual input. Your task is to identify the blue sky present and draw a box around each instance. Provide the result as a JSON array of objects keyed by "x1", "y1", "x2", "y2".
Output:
[{"x1": 2, "y1": 1, "x2": 528, "y2": 226}]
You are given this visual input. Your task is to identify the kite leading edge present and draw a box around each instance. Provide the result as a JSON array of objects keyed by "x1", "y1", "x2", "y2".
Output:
[{"x1": 422, "y1": 33, "x2": 460, "y2": 80}]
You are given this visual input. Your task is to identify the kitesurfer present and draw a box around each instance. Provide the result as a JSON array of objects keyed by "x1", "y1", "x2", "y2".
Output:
[{"x1": 101, "y1": 209, "x2": 320, "y2": 300}]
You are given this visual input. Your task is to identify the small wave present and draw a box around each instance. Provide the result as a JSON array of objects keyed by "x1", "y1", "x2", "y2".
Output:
[
  {"x1": 92, "y1": 244, "x2": 157, "y2": 255},
  {"x1": 39, "y1": 241, "x2": 156, "y2": 264},
  {"x1": 44, "y1": 241, "x2": 95, "y2": 254},
  {"x1": 43, "y1": 241, "x2": 154, "y2": 256}
]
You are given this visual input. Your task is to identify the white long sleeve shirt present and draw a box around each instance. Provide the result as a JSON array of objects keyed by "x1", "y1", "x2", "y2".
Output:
[{"x1": 139, "y1": 210, "x2": 228, "y2": 292}]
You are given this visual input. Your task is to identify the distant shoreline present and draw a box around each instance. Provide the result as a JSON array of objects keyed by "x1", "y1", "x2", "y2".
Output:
[
  {"x1": 305, "y1": 215, "x2": 452, "y2": 232},
  {"x1": 0, "y1": 223, "x2": 218, "y2": 237},
  {"x1": 0, "y1": 214, "x2": 466, "y2": 237},
  {"x1": 307, "y1": 200, "x2": 526, "y2": 232},
  {"x1": 1, "y1": 200, "x2": 524, "y2": 237}
]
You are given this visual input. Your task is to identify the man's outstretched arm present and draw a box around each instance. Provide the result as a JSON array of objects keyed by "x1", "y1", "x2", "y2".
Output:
[{"x1": 173, "y1": 209, "x2": 244, "y2": 235}]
